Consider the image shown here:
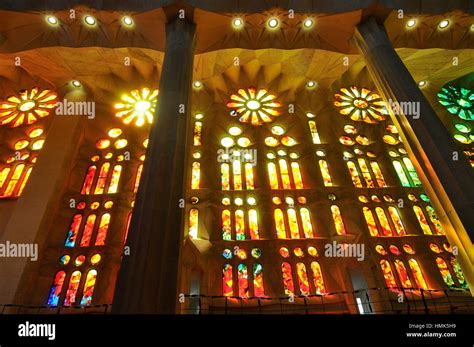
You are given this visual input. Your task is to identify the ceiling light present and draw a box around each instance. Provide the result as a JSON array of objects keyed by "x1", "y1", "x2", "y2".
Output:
[
  {"x1": 267, "y1": 17, "x2": 279, "y2": 29},
  {"x1": 122, "y1": 16, "x2": 133, "y2": 26},
  {"x1": 438, "y1": 19, "x2": 450, "y2": 29},
  {"x1": 306, "y1": 80, "x2": 317, "y2": 89},
  {"x1": 193, "y1": 81, "x2": 202, "y2": 89},
  {"x1": 46, "y1": 15, "x2": 59, "y2": 26},
  {"x1": 418, "y1": 80, "x2": 427, "y2": 88},
  {"x1": 84, "y1": 15, "x2": 96, "y2": 26},
  {"x1": 406, "y1": 19, "x2": 417, "y2": 28},
  {"x1": 303, "y1": 18, "x2": 314, "y2": 29},
  {"x1": 71, "y1": 80, "x2": 82, "y2": 88},
  {"x1": 232, "y1": 18, "x2": 243, "y2": 28}
]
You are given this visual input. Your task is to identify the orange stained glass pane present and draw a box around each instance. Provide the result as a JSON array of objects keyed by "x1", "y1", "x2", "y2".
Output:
[
  {"x1": 436, "y1": 257, "x2": 455, "y2": 287},
  {"x1": 221, "y1": 163, "x2": 230, "y2": 190},
  {"x1": 291, "y1": 162, "x2": 304, "y2": 189},
  {"x1": 80, "y1": 270, "x2": 97, "y2": 305},
  {"x1": 413, "y1": 206, "x2": 432, "y2": 235},
  {"x1": 94, "y1": 163, "x2": 110, "y2": 194},
  {"x1": 347, "y1": 161, "x2": 362, "y2": 187},
  {"x1": 64, "y1": 270, "x2": 81, "y2": 306},
  {"x1": 300, "y1": 208, "x2": 314, "y2": 238},
  {"x1": 287, "y1": 208, "x2": 300, "y2": 239},
  {"x1": 238, "y1": 263, "x2": 249, "y2": 298},
  {"x1": 124, "y1": 213, "x2": 132, "y2": 244},
  {"x1": 47, "y1": 271, "x2": 66, "y2": 306},
  {"x1": 268, "y1": 162, "x2": 279, "y2": 189},
  {"x1": 80, "y1": 214, "x2": 97, "y2": 247},
  {"x1": 248, "y1": 209, "x2": 259, "y2": 240},
  {"x1": 370, "y1": 161, "x2": 386, "y2": 187},
  {"x1": 81, "y1": 165, "x2": 96, "y2": 195},
  {"x1": 94, "y1": 213, "x2": 110, "y2": 246},
  {"x1": 65, "y1": 214, "x2": 82, "y2": 247},
  {"x1": 134, "y1": 164, "x2": 143, "y2": 193},
  {"x1": 308, "y1": 120, "x2": 321, "y2": 144},
  {"x1": 274, "y1": 208, "x2": 286, "y2": 239},
  {"x1": 358, "y1": 158, "x2": 374, "y2": 188},
  {"x1": 310, "y1": 261, "x2": 326, "y2": 294},
  {"x1": 380, "y1": 260, "x2": 397, "y2": 288},
  {"x1": 318, "y1": 160, "x2": 333, "y2": 186},
  {"x1": 281, "y1": 262, "x2": 294, "y2": 295},
  {"x1": 279, "y1": 159, "x2": 291, "y2": 189},
  {"x1": 296, "y1": 263, "x2": 310, "y2": 295},
  {"x1": 244, "y1": 163, "x2": 254, "y2": 190},
  {"x1": 191, "y1": 161, "x2": 200, "y2": 189},
  {"x1": 253, "y1": 263, "x2": 265, "y2": 297},
  {"x1": 107, "y1": 165, "x2": 122, "y2": 194},
  {"x1": 223, "y1": 264, "x2": 233, "y2": 296},
  {"x1": 388, "y1": 207, "x2": 406, "y2": 236},
  {"x1": 375, "y1": 207, "x2": 393, "y2": 236},
  {"x1": 235, "y1": 209, "x2": 245, "y2": 240},
  {"x1": 3, "y1": 163, "x2": 25, "y2": 197},
  {"x1": 232, "y1": 160, "x2": 242, "y2": 190},
  {"x1": 17, "y1": 166, "x2": 32, "y2": 195},
  {"x1": 193, "y1": 121, "x2": 202, "y2": 146},
  {"x1": 425, "y1": 206, "x2": 444, "y2": 235},
  {"x1": 221, "y1": 209, "x2": 231, "y2": 240},
  {"x1": 363, "y1": 207, "x2": 379, "y2": 236},
  {"x1": 0, "y1": 167, "x2": 10, "y2": 189},
  {"x1": 331, "y1": 205, "x2": 346, "y2": 235},
  {"x1": 408, "y1": 259, "x2": 428, "y2": 290},
  {"x1": 394, "y1": 260, "x2": 412, "y2": 288},
  {"x1": 188, "y1": 209, "x2": 198, "y2": 239}
]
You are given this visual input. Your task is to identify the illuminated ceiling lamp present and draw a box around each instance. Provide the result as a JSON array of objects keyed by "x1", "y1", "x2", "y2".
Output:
[
  {"x1": 114, "y1": 88, "x2": 159, "y2": 126},
  {"x1": 438, "y1": 19, "x2": 450, "y2": 29},
  {"x1": 303, "y1": 18, "x2": 314, "y2": 29},
  {"x1": 232, "y1": 17, "x2": 244, "y2": 29},
  {"x1": 46, "y1": 15, "x2": 59, "y2": 26},
  {"x1": 267, "y1": 17, "x2": 279, "y2": 30},
  {"x1": 84, "y1": 15, "x2": 97, "y2": 26},
  {"x1": 406, "y1": 18, "x2": 417, "y2": 28},
  {"x1": 122, "y1": 16, "x2": 134, "y2": 27}
]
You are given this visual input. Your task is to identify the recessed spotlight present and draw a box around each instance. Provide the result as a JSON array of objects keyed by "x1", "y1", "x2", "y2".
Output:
[
  {"x1": 418, "y1": 80, "x2": 427, "y2": 88},
  {"x1": 193, "y1": 81, "x2": 202, "y2": 89},
  {"x1": 84, "y1": 15, "x2": 96, "y2": 26},
  {"x1": 306, "y1": 80, "x2": 317, "y2": 89},
  {"x1": 232, "y1": 18, "x2": 243, "y2": 28},
  {"x1": 406, "y1": 19, "x2": 417, "y2": 28},
  {"x1": 46, "y1": 15, "x2": 59, "y2": 26},
  {"x1": 122, "y1": 16, "x2": 133, "y2": 27},
  {"x1": 303, "y1": 18, "x2": 314, "y2": 29},
  {"x1": 267, "y1": 17, "x2": 279, "y2": 29},
  {"x1": 470, "y1": 23, "x2": 474, "y2": 31},
  {"x1": 195, "y1": 113, "x2": 203, "y2": 120},
  {"x1": 306, "y1": 112, "x2": 316, "y2": 118},
  {"x1": 438, "y1": 19, "x2": 450, "y2": 29},
  {"x1": 71, "y1": 80, "x2": 82, "y2": 88}
]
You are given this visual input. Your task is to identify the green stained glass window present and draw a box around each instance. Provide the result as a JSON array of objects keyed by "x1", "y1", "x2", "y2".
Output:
[{"x1": 437, "y1": 85, "x2": 473, "y2": 121}]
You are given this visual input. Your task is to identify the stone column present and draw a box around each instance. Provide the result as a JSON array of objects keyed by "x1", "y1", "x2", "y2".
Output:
[
  {"x1": 354, "y1": 18, "x2": 474, "y2": 293},
  {"x1": 112, "y1": 17, "x2": 196, "y2": 313}
]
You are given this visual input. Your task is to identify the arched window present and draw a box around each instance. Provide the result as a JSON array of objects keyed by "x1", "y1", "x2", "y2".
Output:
[
  {"x1": 232, "y1": 160, "x2": 242, "y2": 190},
  {"x1": 244, "y1": 163, "x2": 255, "y2": 190},
  {"x1": 47, "y1": 271, "x2": 66, "y2": 306},
  {"x1": 65, "y1": 214, "x2": 83, "y2": 247},
  {"x1": 347, "y1": 161, "x2": 362, "y2": 187},
  {"x1": 95, "y1": 213, "x2": 111, "y2": 246},
  {"x1": 435, "y1": 257, "x2": 455, "y2": 287},
  {"x1": 238, "y1": 264, "x2": 249, "y2": 298},
  {"x1": 308, "y1": 120, "x2": 321, "y2": 144},
  {"x1": 189, "y1": 209, "x2": 198, "y2": 239},
  {"x1": 388, "y1": 207, "x2": 406, "y2": 236},
  {"x1": 253, "y1": 263, "x2": 265, "y2": 297},
  {"x1": 80, "y1": 270, "x2": 98, "y2": 306},
  {"x1": 222, "y1": 209, "x2": 231, "y2": 240},
  {"x1": 392, "y1": 160, "x2": 410, "y2": 187},
  {"x1": 0, "y1": 167, "x2": 11, "y2": 189},
  {"x1": 133, "y1": 164, "x2": 143, "y2": 193},
  {"x1": 274, "y1": 208, "x2": 286, "y2": 239},
  {"x1": 394, "y1": 260, "x2": 412, "y2": 288},
  {"x1": 94, "y1": 162, "x2": 110, "y2": 194},
  {"x1": 393, "y1": 159, "x2": 421, "y2": 187},
  {"x1": 107, "y1": 164, "x2": 122, "y2": 193},
  {"x1": 425, "y1": 206, "x2": 444, "y2": 235},
  {"x1": 267, "y1": 159, "x2": 304, "y2": 190},
  {"x1": 413, "y1": 206, "x2": 432, "y2": 235},
  {"x1": 281, "y1": 262, "x2": 295, "y2": 295},
  {"x1": 221, "y1": 163, "x2": 230, "y2": 190},
  {"x1": 375, "y1": 207, "x2": 393, "y2": 236},
  {"x1": 310, "y1": 261, "x2": 326, "y2": 294},
  {"x1": 64, "y1": 271, "x2": 81, "y2": 306},
  {"x1": 291, "y1": 162, "x2": 304, "y2": 189},
  {"x1": 331, "y1": 205, "x2": 346, "y2": 235},
  {"x1": 408, "y1": 259, "x2": 428, "y2": 290},
  {"x1": 296, "y1": 263, "x2": 310, "y2": 295},
  {"x1": 191, "y1": 162, "x2": 200, "y2": 189},
  {"x1": 274, "y1": 206, "x2": 314, "y2": 239},
  {"x1": 223, "y1": 264, "x2": 233, "y2": 296},
  {"x1": 370, "y1": 161, "x2": 387, "y2": 187},
  {"x1": 287, "y1": 208, "x2": 300, "y2": 239},
  {"x1": 79, "y1": 214, "x2": 96, "y2": 247},
  {"x1": 318, "y1": 160, "x2": 333, "y2": 186},
  {"x1": 380, "y1": 259, "x2": 397, "y2": 288},
  {"x1": 193, "y1": 121, "x2": 202, "y2": 146},
  {"x1": 248, "y1": 209, "x2": 259, "y2": 239},
  {"x1": 235, "y1": 209, "x2": 245, "y2": 240},
  {"x1": 268, "y1": 162, "x2": 279, "y2": 189},
  {"x1": 279, "y1": 159, "x2": 291, "y2": 189},
  {"x1": 3, "y1": 163, "x2": 26, "y2": 197},
  {"x1": 81, "y1": 165, "x2": 96, "y2": 194},
  {"x1": 450, "y1": 257, "x2": 468, "y2": 289},
  {"x1": 402, "y1": 158, "x2": 421, "y2": 186},
  {"x1": 362, "y1": 207, "x2": 378, "y2": 237},
  {"x1": 300, "y1": 208, "x2": 314, "y2": 238}
]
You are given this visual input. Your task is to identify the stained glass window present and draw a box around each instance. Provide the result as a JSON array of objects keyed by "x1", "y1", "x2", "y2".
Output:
[
  {"x1": 425, "y1": 206, "x2": 444, "y2": 235},
  {"x1": 47, "y1": 271, "x2": 66, "y2": 306},
  {"x1": 95, "y1": 213, "x2": 110, "y2": 246},
  {"x1": 450, "y1": 257, "x2": 468, "y2": 289},
  {"x1": 221, "y1": 163, "x2": 230, "y2": 190},
  {"x1": 64, "y1": 271, "x2": 81, "y2": 306},
  {"x1": 191, "y1": 162, "x2": 200, "y2": 189},
  {"x1": 296, "y1": 263, "x2": 310, "y2": 295},
  {"x1": 310, "y1": 261, "x2": 326, "y2": 294},
  {"x1": 65, "y1": 214, "x2": 82, "y2": 247},
  {"x1": 334, "y1": 86, "x2": 387, "y2": 123},
  {"x1": 435, "y1": 257, "x2": 455, "y2": 287},
  {"x1": 81, "y1": 165, "x2": 96, "y2": 194},
  {"x1": 388, "y1": 207, "x2": 406, "y2": 236},
  {"x1": 380, "y1": 260, "x2": 397, "y2": 288},
  {"x1": 393, "y1": 160, "x2": 410, "y2": 187},
  {"x1": 375, "y1": 207, "x2": 393, "y2": 236},
  {"x1": 318, "y1": 160, "x2": 333, "y2": 186},
  {"x1": 408, "y1": 259, "x2": 428, "y2": 290},
  {"x1": 235, "y1": 209, "x2": 245, "y2": 240},
  {"x1": 308, "y1": 120, "x2": 321, "y2": 144},
  {"x1": 300, "y1": 208, "x2": 314, "y2": 238},
  {"x1": 193, "y1": 121, "x2": 202, "y2": 146},
  {"x1": 238, "y1": 263, "x2": 249, "y2": 298},
  {"x1": 223, "y1": 264, "x2": 233, "y2": 296},
  {"x1": 281, "y1": 262, "x2": 295, "y2": 295},
  {"x1": 437, "y1": 85, "x2": 473, "y2": 121},
  {"x1": 107, "y1": 164, "x2": 122, "y2": 193},
  {"x1": 189, "y1": 209, "x2": 199, "y2": 239},
  {"x1": 253, "y1": 263, "x2": 265, "y2": 297},
  {"x1": 331, "y1": 205, "x2": 346, "y2": 235},
  {"x1": 94, "y1": 162, "x2": 110, "y2": 194},
  {"x1": 394, "y1": 260, "x2": 412, "y2": 288},
  {"x1": 274, "y1": 208, "x2": 286, "y2": 239},
  {"x1": 347, "y1": 161, "x2": 363, "y2": 187},
  {"x1": 362, "y1": 207, "x2": 379, "y2": 237},
  {"x1": 413, "y1": 206, "x2": 432, "y2": 235},
  {"x1": 134, "y1": 164, "x2": 143, "y2": 193},
  {"x1": 79, "y1": 214, "x2": 96, "y2": 247},
  {"x1": 80, "y1": 270, "x2": 97, "y2": 306}
]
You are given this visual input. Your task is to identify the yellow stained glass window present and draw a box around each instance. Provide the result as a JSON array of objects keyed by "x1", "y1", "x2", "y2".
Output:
[
  {"x1": 370, "y1": 161, "x2": 386, "y2": 187},
  {"x1": 189, "y1": 208, "x2": 199, "y2": 239},
  {"x1": 363, "y1": 207, "x2": 379, "y2": 236},
  {"x1": 394, "y1": 260, "x2": 412, "y2": 288},
  {"x1": 380, "y1": 260, "x2": 397, "y2": 288},
  {"x1": 94, "y1": 163, "x2": 110, "y2": 194},
  {"x1": 358, "y1": 158, "x2": 374, "y2": 188},
  {"x1": 375, "y1": 207, "x2": 393, "y2": 236},
  {"x1": 347, "y1": 161, "x2": 362, "y2": 187},
  {"x1": 331, "y1": 205, "x2": 346, "y2": 235},
  {"x1": 296, "y1": 263, "x2": 310, "y2": 295},
  {"x1": 408, "y1": 259, "x2": 428, "y2": 290},
  {"x1": 235, "y1": 209, "x2": 245, "y2": 240},
  {"x1": 191, "y1": 161, "x2": 200, "y2": 189},
  {"x1": 134, "y1": 164, "x2": 143, "y2": 193},
  {"x1": 279, "y1": 159, "x2": 291, "y2": 189},
  {"x1": 0, "y1": 167, "x2": 10, "y2": 189},
  {"x1": 268, "y1": 162, "x2": 279, "y2": 189},
  {"x1": 222, "y1": 209, "x2": 231, "y2": 240},
  {"x1": 244, "y1": 163, "x2": 254, "y2": 190},
  {"x1": 3, "y1": 163, "x2": 25, "y2": 197},
  {"x1": 413, "y1": 206, "x2": 432, "y2": 235},
  {"x1": 287, "y1": 208, "x2": 300, "y2": 239},
  {"x1": 281, "y1": 262, "x2": 294, "y2": 295},
  {"x1": 221, "y1": 163, "x2": 230, "y2": 190},
  {"x1": 193, "y1": 121, "x2": 202, "y2": 146},
  {"x1": 274, "y1": 208, "x2": 286, "y2": 239},
  {"x1": 388, "y1": 207, "x2": 406, "y2": 236},
  {"x1": 300, "y1": 207, "x2": 314, "y2": 238},
  {"x1": 107, "y1": 165, "x2": 122, "y2": 194},
  {"x1": 308, "y1": 120, "x2": 321, "y2": 144},
  {"x1": 248, "y1": 209, "x2": 259, "y2": 240},
  {"x1": 232, "y1": 160, "x2": 242, "y2": 190},
  {"x1": 310, "y1": 261, "x2": 326, "y2": 294},
  {"x1": 291, "y1": 162, "x2": 303, "y2": 189},
  {"x1": 318, "y1": 160, "x2": 333, "y2": 186},
  {"x1": 95, "y1": 213, "x2": 110, "y2": 246}
]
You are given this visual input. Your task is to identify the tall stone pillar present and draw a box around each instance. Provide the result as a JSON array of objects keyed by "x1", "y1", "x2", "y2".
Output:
[
  {"x1": 112, "y1": 17, "x2": 196, "y2": 313},
  {"x1": 354, "y1": 18, "x2": 474, "y2": 293}
]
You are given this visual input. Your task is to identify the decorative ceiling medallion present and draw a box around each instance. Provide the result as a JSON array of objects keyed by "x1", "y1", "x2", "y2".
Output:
[
  {"x1": 226, "y1": 87, "x2": 282, "y2": 126},
  {"x1": 0, "y1": 87, "x2": 57, "y2": 127},
  {"x1": 334, "y1": 86, "x2": 387, "y2": 124},
  {"x1": 437, "y1": 85, "x2": 473, "y2": 121},
  {"x1": 114, "y1": 88, "x2": 158, "y2": 126}
]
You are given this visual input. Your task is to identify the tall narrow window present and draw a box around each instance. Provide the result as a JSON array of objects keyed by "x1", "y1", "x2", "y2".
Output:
[
  {"x1": 81, "y1": 165, "x2": 96, "y2": 194},
  {"x1": 388, "y1": 207, "x2": 406, "y2": 236},
  {"x1": 393, "y1": 160, "x2": 410, "y2": 187},
  {"x1": 107, "y1": 164, "x2": 122, "y2": 193},
  {"x1": 435, "y1": 257, "x2": 455, "y2": 287},
  {"x1": 193, "y1": 121, "x2": 202, "y2": 146},
  {"x1": 191, "y1": 162, "x2": 200, "y2": 189},
  {"x1": 65, "y1": 214, "x2": 82, "y2": 247},
  {"x1": 413, "y1": 206, "x2": 432, "y2": 235},
  {"x1": 375, "y1": 207, "x2": 393, "y2": 236},
  {"x1": 47, "y1": 271, "x2": 66, "y2": 306},
  {"x1": 425, "y1": 206, "x2": 444, "y2": 235},
  {"x1": 291, "y1": 162, "x2": 304, "y2": 189},
  {"x1": 380, "y1": 260, "x2": 397, "y2": 288},
  {"x1": 17, "y1": 167, "x2": 32, "y2": 195},
  {"x1": 281, "y1": 262, "x2": 294, "y2": 295},
  {"x1": 347, "y1": 161, "x2": 362, "y2": 187},
  {"x1": 408, "y1": 259, "x2": 428, "y2": 290},
  {"x1": 403, "y1": 158, "x2": 421, "y2": 186},
  {"x1": 79, "y1": 214, "x2": 96, "y2": 247},
  {"x1": 94, "y1": 163, "x2": 110, "y2": 195},
  {"x1": 244, "y1": 163, "x2": 254, "y2": 190},
  {"x1": 253, "y1": 263, "x2": 265, "y2": 297},
  {"x1": 235, "y1": 209, "x2": 245, "y2": 240},
  {"x1": 279, "y1": 159, "x2": 291, "y2": 189},
  {"x1": 80, "y1": 270, "x2": 97, "y2": 305},
  {"x1": 287, "y1": 208, "x2": 300, "y2": 239},
  {"x1": 274, "y1": 209, "x2": 286, "y2": 239},
  {"x1": 370, "y1": 161, "x2": 387, "y2": 187},
  {"x1": 450, "y1": 257, "x2": 467, "y2": 288},
  {"x1": 3, "y1": 163, "x2": 25, "y2": 196},
  {"x1": 0, "y1": 167, "x2": 10, "y2": 189},
  {"x1": 310, "y1": 261, "x2": 326, "y2": 294},
  {"x1": 394, "y1": 260, "x2": 412, "y2": 288},
  {"x1": 363, "y1": 207, "x2": 378, "y2": 237},
  {"x1": 223, "y1": 264, "x2": 233, "y2": 296},
  {"x1": 134, "y1": 164, "x2": 143, "y2": 193},
  {"x1": 300, "y1": 208, "x2": 314, "y2": 238},
  {"x1": 221, "y1": 163, "x2": 230, "y2": 190},
  {"x1": 189, "y1": 209, "x2": 199, "y2": 239},
  {"x1": 64, "y1": 271, "x2": 81, "y2": 306},
  {"x1": 331, "y1": 205, "x2": 346, "y2": 235},
  {"x1": 95, "y1": 213, "x2": 111, "y2": 246},
  {"x1": 318, "y1": 160, "x2": 333, "y2": 186},
  {"x1": 238, "y1": 264, "x2": 249, "y2": 298},
  {"x1": 268, "y1": 163, "x2": 279, "y2": 189},
  {"x1": 248, "y1": 209, "x2": 259, "y2": 240},
  {"x1": 221, "y1": 210, "x2": 231, "y2": 240},
  {"x1": 358, "y1": 158, "x2": 374, "y2": 188},
  {"x1": 296, "y1": 263, "x2": 310, "y2": 295},
  {"x1": 308, "y1": 120, "x2": 321, "y2": 144},
  {"x1": 232, "y1": 160, "x2": 242, "y2": 190}
]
